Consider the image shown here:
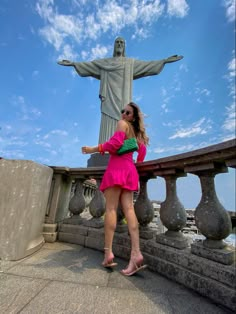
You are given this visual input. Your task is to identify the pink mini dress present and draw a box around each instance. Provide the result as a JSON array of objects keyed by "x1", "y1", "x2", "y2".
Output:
[{"x1": 99, "y1": 131, "x2": 146, "y2": 192}]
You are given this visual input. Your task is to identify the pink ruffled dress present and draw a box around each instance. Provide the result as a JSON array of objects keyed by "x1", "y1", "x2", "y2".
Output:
[{"x1": 99, "y1": 131, "x2": 146, "y2": 192}]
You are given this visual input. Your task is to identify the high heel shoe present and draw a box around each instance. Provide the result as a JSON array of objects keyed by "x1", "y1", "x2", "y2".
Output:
[
  {"x1": 121, "y1": 251, "x2": 147, "y2": 276},
  {"x1": 102, "y1": 248, "x2": 118, "y2": 268}
]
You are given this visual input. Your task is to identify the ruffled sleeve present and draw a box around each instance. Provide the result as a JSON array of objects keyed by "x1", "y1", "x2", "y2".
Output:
[
  {"x1": 101, "y1": 131, "x2": 126, "y2": 154},
  {"x1": 136, "y1": 142, "x2": 147, "y2": 162}
]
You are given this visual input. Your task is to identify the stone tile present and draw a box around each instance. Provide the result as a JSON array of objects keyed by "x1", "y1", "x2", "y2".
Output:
[
  {"x1": 0, "y1": 273, "x2": 49, "y2": 314},
  {"x1": 0, "y1": 242, "x2": 80, "y2": 272},
  {"x1": 19, "y1": 281, "x2": 98, "y2": 314},
  {"x1": 0, "y1": 257, "x2": 28, "y2": 272},
  {"x1": 167, "y1": 294, "x2": 234, "y2": 314},
  {"x1": 19, "y1": 280, "x2": 173, "y2": 314},
  {"x1": 94, "y1": 287, "x2": 173, "y2": 314},
  {"x1": 42, "y1": 241, "x2": 83, "y2": 251},
  {"x1": 6, "y1": 247, "x2": 109, "y2": 287}
]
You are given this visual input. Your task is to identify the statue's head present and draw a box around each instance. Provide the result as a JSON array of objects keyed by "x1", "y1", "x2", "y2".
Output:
[{"x1": 113, "y1": 37, "x2": 126, "y2": 57}]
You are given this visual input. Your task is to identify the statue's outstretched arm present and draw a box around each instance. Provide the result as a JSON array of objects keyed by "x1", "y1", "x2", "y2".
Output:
[
  {"x1": 164, "y1": 55, "x2": 184, "y2": 64},
  {"x1": 57, "y1": 60, "x2": 74, "y2": 66}
]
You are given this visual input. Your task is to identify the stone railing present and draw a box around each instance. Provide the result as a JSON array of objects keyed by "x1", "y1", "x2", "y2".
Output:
[{"x1": 43, "y1": 139, "x2": 236, "y2": 311}]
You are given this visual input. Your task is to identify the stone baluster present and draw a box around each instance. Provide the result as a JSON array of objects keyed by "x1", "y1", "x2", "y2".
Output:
[
  {"x1": 64, "y1": 178, "x2": 86, "y2": 225},
  {"x1": 83, "y1": 186, "x2": 89, "y2": 207},
  {"x1": 83, "y1": 181, "x2": 96, "y2": 208},
  {"x1": 186, "y1": 163, "x2": 234, "y2": 264},
  {"x1": 156, "y1": 171, "x2": 188, "y2": 249},
  {"x1": 84, "y1": 179, "x2": 106, "y2": 228},
  {"x1": 134, "y1": 177, "x2": 155, "y2": 239}
]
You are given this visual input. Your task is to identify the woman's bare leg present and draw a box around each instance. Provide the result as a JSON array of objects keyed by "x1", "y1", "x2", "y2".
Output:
[
  {"x1": 102, "y1": 186, "x2": 121, "y2": 266},
  {"x1": 120, "y1": 190, "x2": 146, "y2": 275},
  {"x1": 120, "y1": 190, "x2": 140, "y2": 251}
]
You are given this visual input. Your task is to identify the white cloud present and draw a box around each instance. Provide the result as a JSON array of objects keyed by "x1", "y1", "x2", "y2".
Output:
[
  {"x1": 84, "y1": 15, "x2": 101, "y2": 40},
  {"x1": 90, "y1": 44, "x2": 110, "y2": 61},
  {"x1": 167, "y1": 0, "x2": 189, "y2": 18},
  {"x1": 222, "y1": 53, "x2": 236, "y2": 138},
  {"x1": 179, "y1": 63, "x2": 189, "y2": 72},
  {"x1": 11, "y1": 96, "x2": 41, "y2": 121},
  {"x1": 169, "y1": 117, "x2": 212, "y2": 139},
  {"x1": 228, "y1": 56, "x2": 236, "y2": 78},
  {"x1": 0, "y1": 115, "x2": 82, "y2": 166},
  {"x1": 195, "y1": 87, "x2": 211, "y2": 97},
  {"x1": 58, "y1": 44, "x2": 78, "y2": 61},
  {"x1": 152, "y1": 141, "x2": 213, "y2": 155},
  {"x1": 34, "y1": 139, "x2": 51, "y2": 148},
  {"x1": 39, "y1": 26, "x2": 65, "y2": 51},
  {"x1": 223, "y1": 0, "x2": 236, "y2": 22},
  {"x1": 136, "y1": 0, "x2": 165, "y2": 23},
  {"x1": 161, "y1": 103, "x2": 169, "y2": 113},
  {"x1": 96, "y1": 2, "x2": 126, "y2": 33},
  {"x1": 35, "y1": 0, "x2": 186, "y2": 60},
  {"x1": 222, "y1": 103, "x2": 236, "y2": 132},
  {"x1": 221, "y1": 133, "x2": 236, "y2": 142},
  {"x1": 0, "y1": 149, "x2": 25, "y2": 159},
  {"x1": 225, "y1": 53, "x2": 236, "y2": 99},
  {"x1": 43, "y1": 129, "x2": 68, "y2": 139},
  {"x1": 161, "y1": 87, "x2": 167, "y2": 97},
  {"x1": 0, "y1": 123, "x2": 29, "y2": 159},
  {"x1": 194, "y1": 86, "x2": 211, "y2": 104}
]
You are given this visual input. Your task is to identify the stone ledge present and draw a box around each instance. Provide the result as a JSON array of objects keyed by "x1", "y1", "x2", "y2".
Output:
[
  {"x1": 43, "y1": 223, "x2": 57, "y2": 233},
  {"x1": 59, "y1": 223, "x2": 88, "y2": 236},
  {"x1": 144, "y1": 240, "x2": 235, "y2": 289},
  {"x1": 156, "y1": 232, "x2": 189, "y2": 249},
  {"x1": 84, "y1": 217, "x2": 104, "y2": 228},
  {"x1": 58, "y1": 232, "x2": 85, "y2": 246},
  {"x1": 191, "y1": 241, "x2": 235, "y2": 265},
  {"x1": 145, "y1": 252, "x2": 236, "y2": 311},
  {"x1": 43, "y1": 232, "x2": 57, "y2": 243}
]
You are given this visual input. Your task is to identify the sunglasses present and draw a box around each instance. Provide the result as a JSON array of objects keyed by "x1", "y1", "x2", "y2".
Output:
[{"x1": 121, "y1": 109, "x2": 131, "y2": 116}]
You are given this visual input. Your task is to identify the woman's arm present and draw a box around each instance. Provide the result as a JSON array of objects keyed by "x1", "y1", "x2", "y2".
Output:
[
  {"x1": 136, "y1": 142, "x2": 147, "y2": 162},
  {"x1": 82, "y1": 120, "x2": 128, "y2": 155}
]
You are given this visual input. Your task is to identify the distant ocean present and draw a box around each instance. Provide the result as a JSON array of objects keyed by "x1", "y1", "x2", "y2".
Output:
[
  {"x1": 186, "y1": 209, "x2": 236, "y2": 247},
  {"x1": 192, "y1": 233, "x2": 235, "y2": 247},
  {"x1": 225, "y1": 233, "x2": 236, "y2": 247}
]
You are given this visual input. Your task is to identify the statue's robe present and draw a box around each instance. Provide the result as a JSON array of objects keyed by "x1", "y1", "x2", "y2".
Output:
[{"x1": 73, "y1": 57, "x2": 165, "y2": 143}]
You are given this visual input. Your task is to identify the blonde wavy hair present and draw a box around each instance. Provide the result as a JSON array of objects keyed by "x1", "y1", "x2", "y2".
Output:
[{"x1": 128, "y1": 102, "x2": 149, "y2": 146}]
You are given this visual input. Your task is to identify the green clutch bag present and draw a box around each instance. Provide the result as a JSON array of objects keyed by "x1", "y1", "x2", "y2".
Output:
[{"x1": 117, "y1": 138, "x2": 138, "y2": 155}]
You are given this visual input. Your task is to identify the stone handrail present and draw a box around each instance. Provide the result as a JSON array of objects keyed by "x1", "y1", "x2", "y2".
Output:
[
  {"x1": 43, "y1": 139, "x2": 236, "y2": 310},
  {"x1": 46, "y1": 139, "x2": 235, "y2": 240}
]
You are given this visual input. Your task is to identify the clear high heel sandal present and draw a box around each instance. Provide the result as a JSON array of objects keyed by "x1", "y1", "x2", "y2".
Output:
[
  {"x1": 121, "y1": 251, "x2": 147, "y2": 276},
  {"x1": 102, "y1": 248, "x2": 118, "y2": 268}
]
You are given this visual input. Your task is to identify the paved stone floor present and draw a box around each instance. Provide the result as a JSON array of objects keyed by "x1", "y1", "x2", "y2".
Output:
[{"x1": 0, "y1": 242, "x2": 234, "y2": 314}]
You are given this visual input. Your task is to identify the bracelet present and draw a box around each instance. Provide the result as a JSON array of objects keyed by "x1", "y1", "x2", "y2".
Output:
[{"x1": 98, "y1": 144, "x2": 104, "y2": 155}]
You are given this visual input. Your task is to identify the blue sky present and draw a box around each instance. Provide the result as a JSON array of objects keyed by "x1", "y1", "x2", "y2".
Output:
[{"x1": 0, "y1": 0, "x2": 235, "y2": 210}]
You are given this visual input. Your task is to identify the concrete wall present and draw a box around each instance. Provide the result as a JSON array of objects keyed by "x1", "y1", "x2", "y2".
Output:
[{"x1": 0, "y1": 159, "x2": 53, "y2": 260}]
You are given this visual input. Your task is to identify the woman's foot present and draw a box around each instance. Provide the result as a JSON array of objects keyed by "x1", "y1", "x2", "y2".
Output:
[
  {"x1": 121, "y1": 251, "x2": 147, "y2": 276},
  {"x1": 102, "y1": 248, "x2": 118, "y2": 268}
]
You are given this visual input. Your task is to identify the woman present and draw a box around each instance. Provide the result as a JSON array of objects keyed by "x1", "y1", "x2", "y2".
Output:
[{"x1": 82, "y1": 102, "x2": 149, "y2": 276}]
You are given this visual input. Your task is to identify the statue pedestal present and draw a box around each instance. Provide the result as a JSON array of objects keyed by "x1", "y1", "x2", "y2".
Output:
[{"x1": 87, "y1": 153, "x2": 110, "y2": 167}]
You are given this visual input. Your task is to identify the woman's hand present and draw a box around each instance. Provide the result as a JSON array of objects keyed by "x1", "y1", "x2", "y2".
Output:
[{"x1": 81, "y1": 146, "x2": 98, "y2": 154}]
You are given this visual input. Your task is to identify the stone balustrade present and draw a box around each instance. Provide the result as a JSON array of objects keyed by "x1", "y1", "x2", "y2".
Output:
[{"x1": 43, "y1": 139, "x2": 236, "y2": 311}]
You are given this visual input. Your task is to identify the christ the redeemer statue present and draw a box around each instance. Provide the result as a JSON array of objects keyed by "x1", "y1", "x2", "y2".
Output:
[{"x1": 58, "y1": 37, "x2": 183, "y2": 143}]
